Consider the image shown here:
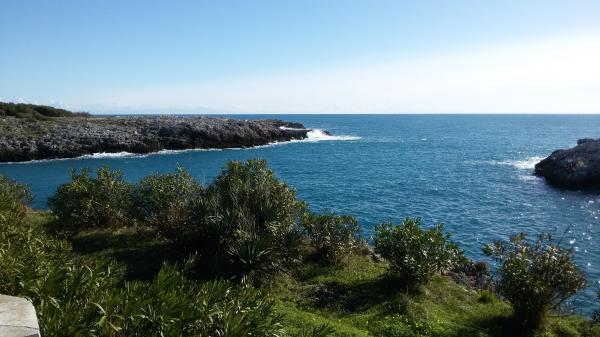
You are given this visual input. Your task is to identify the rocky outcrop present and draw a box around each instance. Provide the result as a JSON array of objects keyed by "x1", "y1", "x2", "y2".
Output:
[
  {"x1": 0, "y1": 116, "x2": 311, "y2": 162},
  {"x1": 444, "y1": 261, "x2": 493, "y2": 290},
  {"x1": 535, "y1": 138, "x2": 600, "y2": 189}
]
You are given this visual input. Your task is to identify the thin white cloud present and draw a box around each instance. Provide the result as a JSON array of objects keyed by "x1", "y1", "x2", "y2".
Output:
[{"x1": 83, "y1": 33, "x2": 600, "y2": 114}]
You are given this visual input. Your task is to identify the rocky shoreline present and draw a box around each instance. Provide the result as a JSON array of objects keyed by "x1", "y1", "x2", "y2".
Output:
[
  {"x1": 535, "y1": 138, "x2": 600, "y2": 189},
  {"x1": 0, "y1": 116, "x2": 311, "y2": 163}
]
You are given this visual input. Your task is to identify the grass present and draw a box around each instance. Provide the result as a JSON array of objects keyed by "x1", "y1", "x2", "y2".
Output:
[
  {"x1": 28, "y1": 211, "x2": 600, "y2": 337},
  {"x1": 271, "y1": 254, "x2": 599, "y2": 337}
]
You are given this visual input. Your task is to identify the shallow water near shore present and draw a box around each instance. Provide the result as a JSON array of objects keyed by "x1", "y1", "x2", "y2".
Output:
[{"x1": 1, "y1": 114, "x2": 600, "y2": 315}]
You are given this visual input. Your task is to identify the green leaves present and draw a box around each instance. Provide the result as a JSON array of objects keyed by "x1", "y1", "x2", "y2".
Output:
[
  {"x1": 0, "y1": 173, "x2": 286, "y2": 337},
  {"x1": 48, "y1": 167, "x2": 132, "y2": 230},
  {"x1": 301, "y1": 211, "x2": 363, "y2": 265},
  {"x1": 373, "y1": 218, "x2": 464, "y2": 289},
  {"x1": 485, "y1": 232, "x2": 587, "y2": 330}
]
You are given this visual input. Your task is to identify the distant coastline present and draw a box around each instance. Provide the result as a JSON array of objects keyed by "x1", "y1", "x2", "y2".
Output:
[{"x1": 0, "y1": 102, "x2": 310, "y2": 163}]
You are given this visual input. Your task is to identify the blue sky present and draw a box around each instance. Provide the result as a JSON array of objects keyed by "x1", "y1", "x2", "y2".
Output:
[{"x1": 1, "y1": 1, "x2": 599, "y2": 114}]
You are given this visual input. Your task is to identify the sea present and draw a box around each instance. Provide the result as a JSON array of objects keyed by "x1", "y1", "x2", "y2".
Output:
[{"x1": 1, "y1": 114, "x2": 599, "y2": 315}]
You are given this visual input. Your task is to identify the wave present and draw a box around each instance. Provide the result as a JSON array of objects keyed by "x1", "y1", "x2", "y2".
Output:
[
  {"x1": 79, "y1": 151, "x2": 145, "y2": 159},
  {"x1": 279, "y1": 126, "x2": 361, "y2": 141},
  {"x1": 488, "y1": 156, "x2": 545, "y2": 170},
  {"x1": 304, "y1": 129, "x2": 362, "y2": 141}
]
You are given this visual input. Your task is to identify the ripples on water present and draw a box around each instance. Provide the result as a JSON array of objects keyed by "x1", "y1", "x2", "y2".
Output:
[{"x1": 1, "y1": 114, "x2": 599, "y2": 314}]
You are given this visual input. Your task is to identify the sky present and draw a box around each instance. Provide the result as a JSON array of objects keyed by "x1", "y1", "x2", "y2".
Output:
[{"x1": 1, "y1": 0, "x2": 599, "y2": 114}]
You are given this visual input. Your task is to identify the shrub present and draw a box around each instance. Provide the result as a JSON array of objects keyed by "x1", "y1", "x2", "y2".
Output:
[
  {"x1": 0, "y1": 175, "x2": 31, "y2": 219},
  {"x1": 484, "y1": 233, "x2": 587, "y2": 330},
  {"x1": 373, "y1": 218, "x2": 464, "y2": 289},
  {"x1": 48, "y1": 167, "x2": 133, "y2": 230},
  {"x1": 131, "y1": 166, "x2": 201, "y2": 239},
  {"x1": 301, "y1": 211, "x2": 363, "y2": 264},
  {"x1": 0, "y1": 174, "x2": 285, "y2": 337},
  {"x1": 188, "y1": 159, "x2": 305, "y2": 279}
]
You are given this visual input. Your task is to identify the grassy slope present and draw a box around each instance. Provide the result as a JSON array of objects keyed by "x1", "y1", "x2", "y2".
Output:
[
  {"x1": 272, "y1": 255, "x2": 598, "y2": 337},
  {"x1": 28, "y1": 211, "x2": 599, "y2": 337}
]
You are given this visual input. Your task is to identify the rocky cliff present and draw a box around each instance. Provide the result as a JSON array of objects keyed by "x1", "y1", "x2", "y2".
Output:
[{"x1": 0, "y1": 116, "x2": 309, "y2": 162}]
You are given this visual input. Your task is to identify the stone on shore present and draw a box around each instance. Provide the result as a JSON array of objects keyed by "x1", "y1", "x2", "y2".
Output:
[{"x1": 535, "y1": 138, "x2": 600, "y2": 189}]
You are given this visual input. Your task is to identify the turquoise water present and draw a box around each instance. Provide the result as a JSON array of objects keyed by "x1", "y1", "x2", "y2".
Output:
[{"x1": 1, "y1": 114, "x2": 599, "y2": 314}]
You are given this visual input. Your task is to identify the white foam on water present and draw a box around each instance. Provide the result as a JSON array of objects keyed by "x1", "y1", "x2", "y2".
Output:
[
  {"x1": 511, "y1": 156, "x2": 545, "y2": 170},
  {"x1": 304, "y1": 129, "x2": 362, "y2": 141},
  {"x1": 487, "y1": 156, "x2": 545, "y2": 170},
  {"x1": 518, "y1": 174, "x2": 541, "y2": 182},
  {"x1": 79, "y1": 151, "x2": 144, "y2": 159}
]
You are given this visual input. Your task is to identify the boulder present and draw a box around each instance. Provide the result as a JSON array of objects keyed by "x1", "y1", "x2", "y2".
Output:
[{"x1": 535, "y1": 138, "x2": 600, "y2": 189}]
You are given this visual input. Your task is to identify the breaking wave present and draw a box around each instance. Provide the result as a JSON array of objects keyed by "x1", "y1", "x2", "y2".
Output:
[
  {"x1": 305, "y1": 129, "x2": 361, "y2": 141},
  {"x1": 487, "y1": 156, "x2": 545, "y2": 170}
]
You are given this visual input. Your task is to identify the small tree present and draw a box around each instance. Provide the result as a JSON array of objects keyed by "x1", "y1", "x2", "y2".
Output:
[
  {"x1": 48, "y1": 167, "x2": 132, "y2": 230},
  {"x1": 301, "y1": 212, "x2": 362, "y2": 265},
  {"x1": 484, "y1": 233, "x2": 587, "y2": 330},
  {"x1": 374, "y1": 218, "x2": 464, "y2": 289}
]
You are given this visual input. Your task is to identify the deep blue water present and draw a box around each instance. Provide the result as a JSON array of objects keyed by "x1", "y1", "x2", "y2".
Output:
[{"x1": 1, "y1": 114, "x2": 599, "y2": 314}]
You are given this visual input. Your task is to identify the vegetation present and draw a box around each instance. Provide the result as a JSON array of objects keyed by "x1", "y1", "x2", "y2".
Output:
[
  {"x1": 0, "y1": 175, "x2": 285, "y2": 337},
  {"x1": 187, "y1": 159, "x2": 306, "y2": 280},
  {"x1": 301, "y1": 212, "x2": 364, "y2": 265},
  {"x1": 373, "y1": 218, "x2": 465, "y2": 290},
  {"x1": 0, "y1": 101, "x2": 88, "y2": 119},
  {"x1": 49, "y1": 167, "x2": 132, "y2": 230},
  {"x1": 484, "y1": 233, "x2": 588, "y2": 331},
  {"x1": 131, "y1": 166, "x2": 201, "y2": 240},
  {"x1": 1, "y1": 160, "x2": 599, "y2": 336}
]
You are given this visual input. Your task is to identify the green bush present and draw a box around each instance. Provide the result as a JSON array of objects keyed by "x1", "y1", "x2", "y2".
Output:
[
  {"x1": 189, "y1": 159, "x2": 305, "y2": 279},
  {"x1": 374, "y1": 218, "x2": 464, "y2": 289},
  {"x1": 301, "y1": 212, "x2": 363, "y2": 264},
  {"x1": 484, "y1": 233, "x2": 587, "y2": 330},
  {"x1": 131, "y1": 166, "x2": 201, "y2": 238},
  {"x1": 0, "y1": 175, "x2": 31, "y2": 220},
  {"x1": 0, "y1": 174, "x2": 285, "y2": 337},
  {"x1": 48, "y1": 167, "x2": 133, "y2": 230}
]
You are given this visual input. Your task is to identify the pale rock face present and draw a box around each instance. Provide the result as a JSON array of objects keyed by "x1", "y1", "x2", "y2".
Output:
[{"x1": 0, "y1": 295, "x2": 40, "y2": 337}]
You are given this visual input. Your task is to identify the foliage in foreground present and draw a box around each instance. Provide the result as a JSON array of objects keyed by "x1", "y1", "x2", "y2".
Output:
[
  {"x1": 131, "y1": 166, "x2": 202, "y2": 241},
  {"x1": 5, "y1": 158, "x2": 599, "y2": 336},
  {"x1": 301, "y1": 212, "x2": 364, "y2": 265},
  {"x1": 277, "y1": 254, "x2": 599, "y2": 337},
  {"x1": 49, "y1": 160, "x2": 363, "y2": 280},
  {"x1": 484, "y1": 232, "x2": 587, "y2": 330},
  {"x1": 188, "y1": 159, "x2": 306, "y2": 279},
  {"x1": 0, "y1": 176, "x2": 285, "y2": 337},
  {"x1": 48, "y1": 167, "x2": 132, "y2": 230},
  {"x1": 374, "y1": 218, "x2": 465, "y2": 289}
]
